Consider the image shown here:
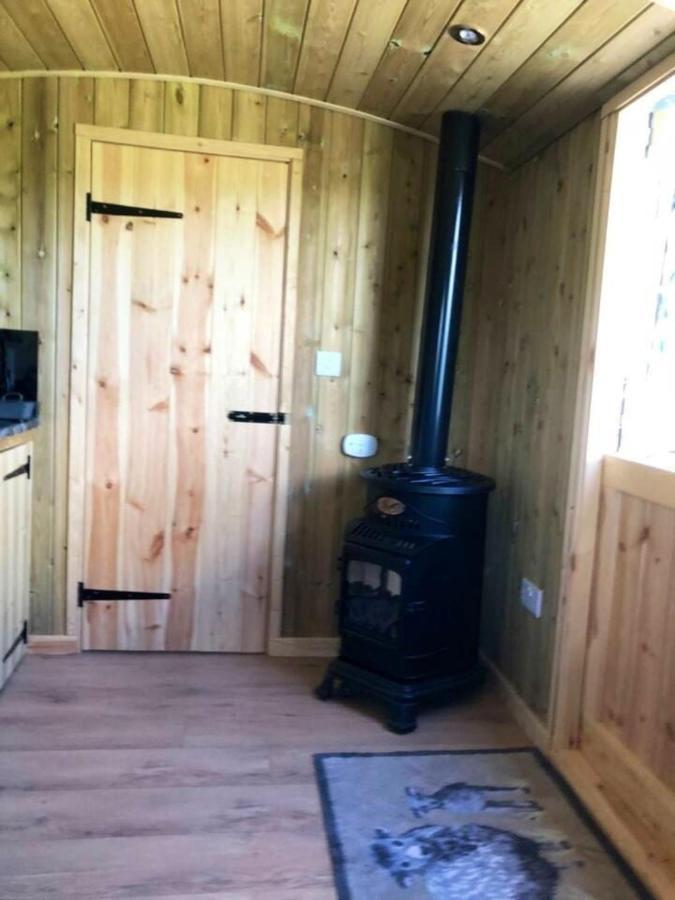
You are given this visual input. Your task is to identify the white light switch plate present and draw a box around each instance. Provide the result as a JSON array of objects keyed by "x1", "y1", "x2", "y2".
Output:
[
  {"x1": 316, "y1": 350, "x2": 342, "y2": 377},
  {"x1": 520, "y1": 578, "x2": 543, "y2": 618},
  {"x1": 342, "y1": 433, "x2": 378, "y2": 459}
]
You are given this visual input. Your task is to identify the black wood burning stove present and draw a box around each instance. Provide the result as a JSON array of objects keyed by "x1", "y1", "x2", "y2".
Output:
[{"x1": 316, "y1": 111, "x2": 495, "y2": 733}]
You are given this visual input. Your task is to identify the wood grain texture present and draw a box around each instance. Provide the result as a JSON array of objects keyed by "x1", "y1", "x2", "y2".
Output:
[
  {"x1": 454, "y1": 114, "x2": 601, "y2": 721},
  {"x1": 0, "y1": 80, "x2": 21, "y2": 327},
  {"x1": 0, "y1": 1, "x2": 673, "y2": 168},
  {"x1": 0, "y1": 653, "x2": 527, "y2": 898},
  {"x1": 79, "y1": 138, "x2": 295, "y2": 653},
  {"x1": 0, "y1": 442, "x2": 32, "y2": 690}
]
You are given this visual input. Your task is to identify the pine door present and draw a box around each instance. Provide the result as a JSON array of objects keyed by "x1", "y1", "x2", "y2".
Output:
[
  {"x1": 78, "y1": 138, "x2": 297, "y2": 652},
  {"x1": 0, "y1": 442, "x2": 31, "y2": 685}
]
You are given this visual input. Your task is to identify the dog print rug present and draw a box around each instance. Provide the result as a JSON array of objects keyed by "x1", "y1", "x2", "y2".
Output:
[{"x1": 314, "y1": 748, "x2": 651, "y2": 899}]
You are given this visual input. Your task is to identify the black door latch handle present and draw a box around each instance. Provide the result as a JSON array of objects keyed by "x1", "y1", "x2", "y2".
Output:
[{"x1": 228, "y1": 411, "x2": 287, "y2": 424}]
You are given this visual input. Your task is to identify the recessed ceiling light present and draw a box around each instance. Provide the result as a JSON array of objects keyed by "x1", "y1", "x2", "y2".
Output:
[{"x1": 449, "y1": 24, "x2": 485, "y2": 46}]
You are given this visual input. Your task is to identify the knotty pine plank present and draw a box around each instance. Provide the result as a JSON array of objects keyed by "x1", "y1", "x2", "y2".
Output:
[
  {"x1": 197, "y1": 84, "x2": 233, "y2": 139},
  {"x1": 93, "y1": 78, "x2": 130, "y2": 128},
  {"x1": 176, "y1": 0, "x2": 225, "y2": 81},
  {"x1": 359, "y1": 0, "x2": 460, "y2": 118},
  {"x1": 20, "y1": 78, "x2": 58, "y2": 634},
  {"x1": 393, "y1": 0, "x2": 516, "y2": 129},
  {"x1": 0, "y1": 79, "x2": 22, "y2": 328},
  {"x1": 53, "y1": 77, "x2": 94, "y2": 635},
  {"x1": 221, "y1": 0, "x2": 264, "y2": 86},
  {"x1": 89, "y1": 0, "x2": 154, "y2": 73},
  {"x1": 0, "y1": 6, "x2": 45, "y2": 70},
  {"x1": 232, "y1": 90, "x2": 267, "y2": 142},
  {"x1": 326, "y1": 0, "x2": 407, "y2": 109},
  {"x1": 133, "y1": 0, "x2": 190, "y2": 76},
  {"x1": 261, "y1": 0, "x2": 310, "y2": 92},
  {"x1": 44, "y1": 0, "x2": 118, "y2": 70},
  {"x1": 282, "y1": 104, "x2": 330, "y2": 636},
  {"x1": 293, "y1": 0, "x2": 359, "y2": 100},
  {"x1": 129, "y1": 79, "x2": 165, "y2": 132},
  {"x1": 163, "y1": 81, "x2": 200, "y2": 136},
  {"x1": 0, "y1": 0, "x2": 81, "y2": 69}
]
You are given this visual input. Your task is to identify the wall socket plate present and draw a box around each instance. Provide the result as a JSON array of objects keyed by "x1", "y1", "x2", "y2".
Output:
[
  {"x1": 520, "y1": 578, "x2": 543, "y2": 618},
  {"x1": 315, "y1": 350, "x2": 342, "y2": 377}
]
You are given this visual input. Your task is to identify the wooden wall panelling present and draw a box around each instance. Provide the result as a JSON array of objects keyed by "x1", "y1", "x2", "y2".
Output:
[
  {"x1": 326, "y1": 0, "x2": 407, "y2": 110},
  {"x1": 176, "y1": 0, "x2": 225, "y2": 82},
  {"x1": 232, "y1": 91, "x2": 267, "y2": 143},
  {"x1": 293, "y1": 0, "x2": 358, "y2": 101},
  {"x1": 53, "y1": 78, "x2": 94, "y2": 636},
  {"x1": 129, "y1": 80, "x2": 165, "y2": 132},
  {"x1": 93, "y1": 79, "x2": 130, "y2": 128},
  {"x1": 374, "y1": 133, "x2": 428, "y2": 464},
  {"x1": 164, "y1": 81, "x2": 200, "y2": 136},
  {"x1": 282, "y1": 104, "x2": 330, "y2": 636},
  {"x1": 21, "y1": 78, "x2": 58, "y2": 634},
  {"x1": 261, "y1": 0, "x2": 310, "y2": 93},
  {"x1": 88, "y1": 0, "x2": 154, "y2": 74},
  {"x1": 265, "y1": 97, "x2": 300, "y2": 146},
  {"x1": 198, "y1": 85, "x2": 233, "y2": 140},
  {"x1": 0, "y1": 80, "x2": 21, "y2": 327},
  {"x1": 0, "y1": 75, "x2": 433, "y2": 639},
  {"x1": 456, "y1": 115, "x2": 601, "y2": 720},
  {"x1": 303, "y1": 112, "x2": 364, "y2": 635},
  {"x1": 221, "y1": 0, "x2": 264, "y2": 86},
  {"x1": 343, "y1": 120, "x2": 394, "y2": 518}
]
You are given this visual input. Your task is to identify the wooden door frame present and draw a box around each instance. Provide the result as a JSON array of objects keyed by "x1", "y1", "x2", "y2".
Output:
[
  {"x1": 66, "y1": 124, "x2": 303, "y2": 654},
  {"x1": 549, "y1": 52, "x2": 675, "y2": 751}
]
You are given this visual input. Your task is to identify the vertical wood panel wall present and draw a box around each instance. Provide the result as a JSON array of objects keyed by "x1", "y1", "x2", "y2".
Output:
[
  {"x1": 452, "y1": 114, "x2": 601, "y2": 721},
  {"x1": 0, "y1": 75, "x2": 435, "y2": 637}
]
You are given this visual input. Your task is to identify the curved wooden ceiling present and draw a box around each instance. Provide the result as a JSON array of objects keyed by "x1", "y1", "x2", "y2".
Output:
[{"x1": 0, "y1": 0, "x2": 674, "y2": 167}]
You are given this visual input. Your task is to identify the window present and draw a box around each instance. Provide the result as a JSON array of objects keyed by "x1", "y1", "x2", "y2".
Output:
[{"x1": 600, "y1": 72, "x2": 675, "y2": 465}]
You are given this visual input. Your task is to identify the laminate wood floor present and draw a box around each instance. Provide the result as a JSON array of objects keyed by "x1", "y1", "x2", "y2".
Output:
[{"x1": 0, "y1": 653, "x2": 528, "y2": 899}]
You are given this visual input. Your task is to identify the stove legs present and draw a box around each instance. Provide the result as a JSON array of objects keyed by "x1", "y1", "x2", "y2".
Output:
[
  {"x1": 386, "y1": 702, "x2": 417, "y2": 734},
  {"x1": 315, "y1": 658, "x2": 483, "y2": 734}
]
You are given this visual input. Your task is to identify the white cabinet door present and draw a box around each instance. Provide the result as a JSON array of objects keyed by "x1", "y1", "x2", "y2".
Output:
[{"x1": 0, "y1": 442, "x2": 32, "y2": 689}]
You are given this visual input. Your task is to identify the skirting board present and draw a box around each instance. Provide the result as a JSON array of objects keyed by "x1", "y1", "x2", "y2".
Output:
[
  {"x1": 480, "y1": 652, "x2": 552, "y2": 751},
  {"x1": 28, "y1": 635, "x2": 80, "y2": 655},
  {"x1": 268, "y1": 637, "x2": 339, "y2": 658}
]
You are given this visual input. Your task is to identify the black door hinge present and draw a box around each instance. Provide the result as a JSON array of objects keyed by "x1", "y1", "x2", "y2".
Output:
[
  {"x1": 78, "y1": 582, "x2": 171, "y2": 608},
  {"x1": 86, "y1": 192, "x2": 183, "y2": 222},
  {"x1": 3, "y1": 455, "x2": 30, "y2": 481},
  {"x1": 228, "y1": 411, "x2": 287, "y2": 424},
  {"x1": 2, "y1": 620, "x2": 28, "y2": 663}
]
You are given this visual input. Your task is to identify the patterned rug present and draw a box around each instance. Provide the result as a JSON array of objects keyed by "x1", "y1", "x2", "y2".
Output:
[{"x1": 314, "y1": 748, "x2": 651, "y2": 899}]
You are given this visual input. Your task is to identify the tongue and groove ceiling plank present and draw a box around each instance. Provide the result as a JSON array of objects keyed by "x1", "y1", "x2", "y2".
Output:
[
  {"x1": 1, "y1": 0, "x2": 82, "y2": 69},
  {"x1": 44, "y1": 0, "x2": 118, "y2": 70},
  {"x1": 0, "y1": 0, "x2": 674, "y2": 167},
  {"x1": 177, "y1": 0, "x2": 225, "y2": 81},
  {"x1": 89, "y1": 0, "x2": 154, "y2": 73}
]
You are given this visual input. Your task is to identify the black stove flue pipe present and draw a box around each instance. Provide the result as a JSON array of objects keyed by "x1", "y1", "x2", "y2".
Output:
[{"x1": 409, "y1": 111, "x2": 480, "y2": 470}]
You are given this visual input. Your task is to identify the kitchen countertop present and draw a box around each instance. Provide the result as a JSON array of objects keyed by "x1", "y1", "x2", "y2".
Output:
[{"x1": 0, "y1": 417, "x2": 39, "y2": 451}]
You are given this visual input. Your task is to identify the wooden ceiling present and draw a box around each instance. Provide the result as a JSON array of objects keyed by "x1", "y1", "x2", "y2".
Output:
[{"x1": 1, "y1": 0, "x2": 674, "y2": 167}]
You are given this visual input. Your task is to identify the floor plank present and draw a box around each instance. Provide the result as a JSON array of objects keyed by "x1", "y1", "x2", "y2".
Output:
[{"x1": 0, "y1": 653, "x2": 527, "y2": 898}]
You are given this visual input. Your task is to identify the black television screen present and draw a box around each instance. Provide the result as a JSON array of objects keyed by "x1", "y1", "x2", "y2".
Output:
[{"x1": 0, "y1": 330, "x2": 38, "y2": 402}]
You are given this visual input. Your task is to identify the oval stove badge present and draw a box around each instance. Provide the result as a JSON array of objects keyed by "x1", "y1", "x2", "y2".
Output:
[{"x1": 377, "y1": 496, "x2": 406, "y2": 516}]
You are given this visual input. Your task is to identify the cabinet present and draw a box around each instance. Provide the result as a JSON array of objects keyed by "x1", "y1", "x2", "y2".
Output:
[{"x1": 0, "y1": 441, "x2": 32, "y2": 689}]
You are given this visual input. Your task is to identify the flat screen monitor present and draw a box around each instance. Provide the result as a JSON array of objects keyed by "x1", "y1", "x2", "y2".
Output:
[{"x1": 0, "y1": 329, "x2": 38, "y2": 402}]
